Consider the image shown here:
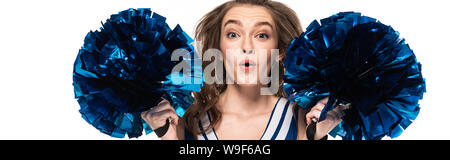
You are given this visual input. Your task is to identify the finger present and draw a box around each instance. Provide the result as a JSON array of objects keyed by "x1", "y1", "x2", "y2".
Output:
[
  {"x1": 332, "y1": 104, "x2": 350, "y2": 116},
  {"x1": 169, "y1": 114, "x2": 180, "y2": 126},
  {"x1": 157, "y1": 98, "x2": 169, "y2": 105},
  {"x1": 306, "y1": 99, "x2": 326, "y2": 125},
  {"x1": 338, "y1": 103, "x2": 351, "y2": 110},
  {"x1": 141, "y1": 111, "x2": 147, "y2": 120},
  {"x1": 152, "y1": 109, "x2": 179, "y2": 126},
  {"x1": 306, "y1": 110, "x2": 320, "y2": 125},
  {"x1": 164, "y1": 110, "x2": 180, "y2": 128},
  {"x1": 318, "y1": 97, "x2": 329, "y2": 105},
  {"x1": 141, "y1": 110, "x2": 156, "y2": 126},
  {"x1": 306, "y1": 109, "x2": 322, "y2": 125},
  {"x1": 337, "y1": 105, "x2": 349, "y2": 117},
  {"x1": 312, "y1": 102, "x2": 325, "y2": 112},
  {"x1": 324, "y1": 107, "x2": 346, "y2": 120},
  {"x1": 141, "y1": 110, "x2": 153, "y2": 122},
  {"x1": 145, "y1": 112, "x2": 175, "y2": 129},
  {"x1": 151, "y1": 100, "x2": 175, "y2": 113},
  {"x1": 141, "y1": 108, "x2": 178, "y2": 128}
]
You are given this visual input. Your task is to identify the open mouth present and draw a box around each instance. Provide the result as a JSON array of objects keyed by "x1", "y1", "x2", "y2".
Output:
[{"x1": 239, "y1": 59, "x2": 256, "y2": 72}]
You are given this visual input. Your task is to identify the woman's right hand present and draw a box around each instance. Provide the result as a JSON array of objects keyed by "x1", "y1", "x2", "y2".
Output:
[{"x1": 141, "y1": 99, "x2": 179, "y2": 140}]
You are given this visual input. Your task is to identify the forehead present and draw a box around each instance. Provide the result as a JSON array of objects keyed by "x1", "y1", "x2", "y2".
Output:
[{"x1": 222, "y1": 5, "x2": 274, "y2": 26}]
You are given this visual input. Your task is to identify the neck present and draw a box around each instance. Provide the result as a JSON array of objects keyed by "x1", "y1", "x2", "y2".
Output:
[{"x1": 217, "y1": 84, "x2": 275, "y2": 115}]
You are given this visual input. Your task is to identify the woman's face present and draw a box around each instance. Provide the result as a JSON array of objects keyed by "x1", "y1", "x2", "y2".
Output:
[{"x1": 220, "y1": 4, "x2": 278, "y2": 86}]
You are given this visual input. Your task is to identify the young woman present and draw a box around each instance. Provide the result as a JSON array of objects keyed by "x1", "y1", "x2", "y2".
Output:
[{"x1": 141, "y1": 0, "x2": 348, "y2": 140}]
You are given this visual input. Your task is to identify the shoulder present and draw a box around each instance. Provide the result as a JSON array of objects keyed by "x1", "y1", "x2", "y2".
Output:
[
  {"x1": 276, "y1": 98, "x2": 308, "y2": 140},
  {"x1": 277, "y1": 97, "x2": 295, "y2": 110}
]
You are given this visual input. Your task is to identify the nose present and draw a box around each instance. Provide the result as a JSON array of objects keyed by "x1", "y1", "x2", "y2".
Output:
[
  {"x1": 241, "y1": 36, "x2": 254, "y2": 54},
  {"x1": 243, "y1": 49, "x2": 254, "y2": 54}
]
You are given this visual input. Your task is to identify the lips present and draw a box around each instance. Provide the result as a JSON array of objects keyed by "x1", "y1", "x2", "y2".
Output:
[{"x1": 239, "y1": 59, "x2": 256, "y2": 72}]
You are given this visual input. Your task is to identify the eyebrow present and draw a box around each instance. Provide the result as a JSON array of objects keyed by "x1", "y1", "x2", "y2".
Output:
[
  {"x1": 223, "y1": 19, "x2": 241, "y2": 28},
  {"x1": 254, "y1": 21, "x2": 273, "y2": 30},
  {"x1": 223, "y1": 19, "x2": 274, "y2": 30}
]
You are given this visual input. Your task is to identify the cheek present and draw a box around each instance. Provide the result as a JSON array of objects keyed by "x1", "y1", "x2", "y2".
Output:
[
  {"x1": 220, "y1": 38, "x2": 242, "y2": 67},
  {"x1": 255, "y1": 41, "x2": 277, "y2": 64},
  {"x1": 254, "y1": 38, "x2": 277, "y2": 54},
  {"x1": 255, "y1": 38, "x2": 277, "y2": 49},
  {"x1": 221, "y1": 44, "x2": 238, "y2": 74}
]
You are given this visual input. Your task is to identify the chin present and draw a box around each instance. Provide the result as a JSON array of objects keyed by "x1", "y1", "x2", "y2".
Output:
[
  {"x1": 235, "y1": 77, "x2": 259, "y2": 86},
  {"x1": 236, "y1": 83, "x2": 258, "y2": 87},
  {"x1": 234, "y1": 70, "x2": 262, "y2": 85}
]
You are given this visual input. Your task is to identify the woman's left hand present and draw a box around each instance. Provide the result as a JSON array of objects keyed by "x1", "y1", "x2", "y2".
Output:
[{"x1": 305, "y1": 97, "x2": 350, "y2": 140}]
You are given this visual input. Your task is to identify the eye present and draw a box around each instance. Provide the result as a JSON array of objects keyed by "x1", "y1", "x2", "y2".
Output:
[
  {"x1": 256, "y1": 33, "x2": 269, "y2": 39},
  {"x1": 227, "y1": 32, "x2": 239, "y2": 39}
]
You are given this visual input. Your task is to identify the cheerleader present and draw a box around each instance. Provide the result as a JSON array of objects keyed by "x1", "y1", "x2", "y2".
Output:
[{"x1": 141, "y1": 0, "x2": 348, "y2": 140}]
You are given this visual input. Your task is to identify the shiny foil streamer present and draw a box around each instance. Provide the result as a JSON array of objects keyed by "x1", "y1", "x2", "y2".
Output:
[
  {"x1": 283, "y1": 12, "x2": 426, "y2": 140},
  {"x1": 73, "y1": 8, "x2": 202, "y2": 138}
]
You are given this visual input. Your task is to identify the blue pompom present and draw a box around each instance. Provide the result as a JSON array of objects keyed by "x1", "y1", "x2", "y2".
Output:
[
  {"x1": 73, "y1": 8, "x2": 202, "y2": 138},
  {"x1": 283, "y1": 12, "x2": 426, "y2": 140}
]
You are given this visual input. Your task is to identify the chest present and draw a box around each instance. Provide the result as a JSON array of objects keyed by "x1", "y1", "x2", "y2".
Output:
[
  {"x1": 214, "y1": 113, "x2": 271, "y2": 140},
  {"x1": 194, "y1": 98, "x2": 297, "y2": 140}
]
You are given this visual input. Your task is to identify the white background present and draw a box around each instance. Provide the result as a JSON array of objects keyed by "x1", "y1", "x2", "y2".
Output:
[{"x1": 0, "y1": 0, "x2": 448, "y2": 140}]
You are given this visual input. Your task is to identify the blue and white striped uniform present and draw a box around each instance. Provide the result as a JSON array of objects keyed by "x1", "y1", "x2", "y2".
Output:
[{"x1": 185, "y1": 97, "x2": 298, "y2": 140}]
